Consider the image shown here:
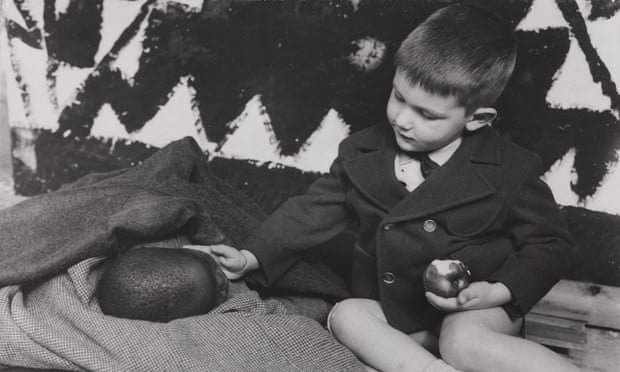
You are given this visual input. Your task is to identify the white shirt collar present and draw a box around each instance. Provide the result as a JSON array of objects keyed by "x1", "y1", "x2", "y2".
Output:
[
  {"x1": 428, "y1": 136, "x2": 462, "y2": 166},
  {"x1": 397, "y1": 136, "x2": 462, "y2": 166}
]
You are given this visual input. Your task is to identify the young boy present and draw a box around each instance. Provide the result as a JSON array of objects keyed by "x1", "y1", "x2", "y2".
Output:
[{"x1": 196, "y1": 4, "x2": 580, "y2": 372}]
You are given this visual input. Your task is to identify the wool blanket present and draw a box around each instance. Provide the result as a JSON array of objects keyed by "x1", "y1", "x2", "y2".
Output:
[{"x1": 0, "y1": 137, "x2": 361, "y2": 371}]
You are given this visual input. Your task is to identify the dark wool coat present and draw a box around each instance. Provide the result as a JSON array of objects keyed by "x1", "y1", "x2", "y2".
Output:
[{"x1": 243, "y1": 123, "x2": 576, "y2": 332}]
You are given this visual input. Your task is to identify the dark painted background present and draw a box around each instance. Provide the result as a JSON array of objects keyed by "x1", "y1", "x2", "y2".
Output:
[{"x1": 4, "y1": 0, "x2": 620, "y2": 285}]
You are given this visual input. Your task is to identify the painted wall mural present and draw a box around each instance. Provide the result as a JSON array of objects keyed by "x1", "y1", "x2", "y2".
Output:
[{"x1": 1, "y1": 0, "x2": 620, "y2": 284}]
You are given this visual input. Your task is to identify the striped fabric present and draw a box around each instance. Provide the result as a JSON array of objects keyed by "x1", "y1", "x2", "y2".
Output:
[{"x1": 0, "y1": 257, "x2": 363, "y2": 371}]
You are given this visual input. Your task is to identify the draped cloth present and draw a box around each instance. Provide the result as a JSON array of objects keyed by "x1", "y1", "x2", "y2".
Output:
[{"x1": 0, "y1": 137, "x2": 361, "y2": 371}]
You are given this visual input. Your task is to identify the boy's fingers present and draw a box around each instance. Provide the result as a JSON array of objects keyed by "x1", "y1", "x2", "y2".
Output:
[
  {"x1": 220, "y1": 268, "x2": 241, "y2": 280},
  {"x1": 425, "y1": 292, "x2": 459, "y2": 311},
  {"x1": 210, "y1": 246, "x2": 248, "y2": 269},
  {"x1": 184, "y1": 244, "x2": 247, "y2": 279},
  {"x1": 183, "y1": 244, "x2": 234, "y2": 265},
  {"x1": 218, "y1": 256, "x2": 242, "y2": 267},
  {"x1": 457, "y1": 288, "x2": 475, "y2": 305},
  {"x1": 457, "y1": 293, "x2": 479, "y2": 308},
  {"x1": 209, "y1": 244, "x2": 238, "y2": 256},
  {"x1": 183, "y1": 244, "x2": 213, "y2": 254},
  {"x1": 426, "y1": 291, "x2": 480, "y2": 311}
]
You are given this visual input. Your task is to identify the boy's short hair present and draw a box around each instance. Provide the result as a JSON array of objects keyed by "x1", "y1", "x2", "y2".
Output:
[
  {"x1": 98, "y1": 247, "x2": 229, "y2": 322},
  {"x1": 394, "y1": 3, "x2": 517, "y2": 113}
]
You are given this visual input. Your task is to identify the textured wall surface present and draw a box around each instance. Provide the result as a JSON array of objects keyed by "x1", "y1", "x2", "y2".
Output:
[{"x1": 1, "y1": 0, "x2": 619, "y2": 283}]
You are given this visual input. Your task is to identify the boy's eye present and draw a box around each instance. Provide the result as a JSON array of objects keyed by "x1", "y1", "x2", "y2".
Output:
[
  {"x1": 392, "y1": 90, "x2": 441, "y2": 120},
  {"x1": 393, "y1": 91, "x2": 405, "y2": 102},
  {"x1": 420, "y1": 110, "x2": 440, "y2": 120}
]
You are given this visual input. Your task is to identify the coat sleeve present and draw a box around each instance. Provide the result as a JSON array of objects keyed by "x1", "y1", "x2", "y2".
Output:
[
  {"x1": 241, "y1": 149, "x2": 352, "y2": 287},
  {"x1": 487, "y1": 157, "x2": 576, "y2": 316}
]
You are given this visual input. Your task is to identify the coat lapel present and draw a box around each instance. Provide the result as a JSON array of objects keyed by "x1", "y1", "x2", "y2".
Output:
[
  {"x1": 343, "y1": 149, "x2": 408, "y2": 211},
  {"x1": 342, "y1": 124, "x2": 408, "y2": 211},
  {"x1": 342, "y1": 123, "x2": 503, "y2": 220},
  {"x1": 386, "y1": 126, "x2": 502, "y2": 223}
]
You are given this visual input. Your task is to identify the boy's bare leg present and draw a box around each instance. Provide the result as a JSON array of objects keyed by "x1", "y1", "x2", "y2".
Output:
[
  {"x1": 410, "y1": 327, "x2": 440, "y2": 356},
  {"x1": 328, "y1": 298, "x2": 459, "y2": 372},
  {"x1": 439, "y1": 307, "x2": 581, "y2": 372}
]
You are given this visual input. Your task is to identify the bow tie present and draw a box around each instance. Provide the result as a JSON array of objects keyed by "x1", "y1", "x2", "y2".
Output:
[{"x1": 402, "y1": 151, "x2": 440, "y2": 178}]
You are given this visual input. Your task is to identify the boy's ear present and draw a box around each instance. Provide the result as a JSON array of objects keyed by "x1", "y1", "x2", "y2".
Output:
[{"x1": 465, "y1": 107, "x2": 497, "y2": 132}]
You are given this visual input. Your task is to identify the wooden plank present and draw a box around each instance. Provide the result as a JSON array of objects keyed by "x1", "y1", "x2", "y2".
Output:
[
  {"x1": 525, "y1": 280, "x2": 620, "y2": 372},
  {"x1": 525, "y1": 312, "x2": 587, "y2": 350},
  {"x1": 569, "y1": 327, "x2": 620, "y2": 372},
  {"x1": 526, "y1": 327, "x2": 620, "y2": 372},
  {"x1": 530, "y1": 280, "x2": 620, "y2": 330}
]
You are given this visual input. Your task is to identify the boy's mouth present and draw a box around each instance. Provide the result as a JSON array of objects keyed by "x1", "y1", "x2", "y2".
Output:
[{"x1": 397, "y1": 131, "x2": 416, "y2": 142}]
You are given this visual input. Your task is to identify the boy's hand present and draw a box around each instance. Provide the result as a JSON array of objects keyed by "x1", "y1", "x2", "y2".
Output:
[
  {"x1": 425, "y1": 281, "x2": 511, "y2": 312},
  {"x1": 183, "y1": 244, "x2": 259, "y2": 280}
]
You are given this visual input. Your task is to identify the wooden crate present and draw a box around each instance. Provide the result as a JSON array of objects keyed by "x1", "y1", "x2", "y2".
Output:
[{"x1": 525, "y1": 280, "x2": 620, "y2": 372}]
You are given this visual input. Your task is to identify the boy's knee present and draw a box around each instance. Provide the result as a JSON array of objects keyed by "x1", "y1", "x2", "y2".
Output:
[
  {"x1": 327, "y1": 299, "x2": 359, "y2": 334},
  {"x1": 327, "y1": 298, "x2": 380, "y2": 336},
  {"x1": 439, "y1": 307, "x2": 519, "y2": 368},
  {"x1": 439, "y1": 316, "x2": 485, "y2": 369}
]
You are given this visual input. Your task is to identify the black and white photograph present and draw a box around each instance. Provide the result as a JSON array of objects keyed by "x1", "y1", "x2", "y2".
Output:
[{"x1": 0, "y1": 0, "x2": 619, "y2": 371}]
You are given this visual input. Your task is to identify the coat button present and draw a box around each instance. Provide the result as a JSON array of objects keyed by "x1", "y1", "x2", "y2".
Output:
[
  {"x1": 382, "y1": 272, "x2": 396, "y2": 284},
  {"x1": 423, "y1": 219, "x2": 437, "y2": 232},
  {"x1": 383, "y1": 223, "x2": 395, "y2": 231}
]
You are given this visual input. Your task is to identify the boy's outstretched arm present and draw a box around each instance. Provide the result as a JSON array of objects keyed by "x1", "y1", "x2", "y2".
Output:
[
  {"x1": 184, "y1": 244, "x2": 259, "y2": 280},
  {"x1": 239, "y1": 145, "x2": 354, "y2": 287}
]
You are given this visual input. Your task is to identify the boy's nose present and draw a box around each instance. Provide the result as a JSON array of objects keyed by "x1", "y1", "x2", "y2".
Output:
[{"x1": 394, "y1": 110, "x2": 415, "y2": 131}]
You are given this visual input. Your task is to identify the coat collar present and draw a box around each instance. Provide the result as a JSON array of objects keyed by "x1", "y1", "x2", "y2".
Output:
[
  {"x1": 343, "y1": 123, "x2": 503, "y2": 220},
  {"x1": 354, "y1": 122, "x2": 503, "y2": 165}
]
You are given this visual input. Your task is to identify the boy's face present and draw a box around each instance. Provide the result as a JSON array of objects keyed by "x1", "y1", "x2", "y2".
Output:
[{"x1": 386, "y1": 70, "x2": 473, "y2": 153}]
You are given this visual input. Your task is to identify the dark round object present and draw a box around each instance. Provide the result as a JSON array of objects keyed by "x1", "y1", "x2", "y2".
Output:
[{"x1": 98, "y1": 247, "x2": 228, "y2": 322}]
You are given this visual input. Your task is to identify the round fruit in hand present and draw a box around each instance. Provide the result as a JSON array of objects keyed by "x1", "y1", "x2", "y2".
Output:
[{"x1": 423, "y1": 259, "x2": 471, "y2": 298}]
